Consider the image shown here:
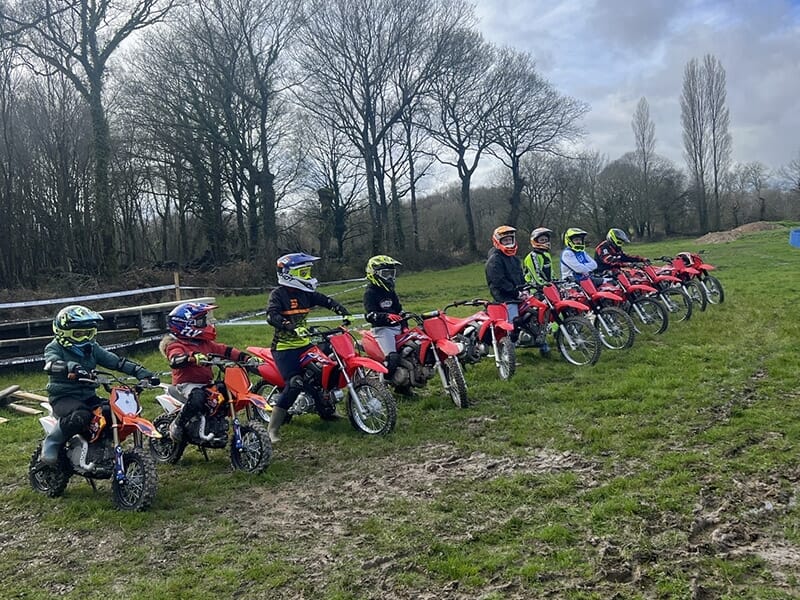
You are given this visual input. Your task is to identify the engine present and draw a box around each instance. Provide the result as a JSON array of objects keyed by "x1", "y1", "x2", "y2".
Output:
[{"x1": 66, "y1": 435, "x2": 115, "y2": 476}]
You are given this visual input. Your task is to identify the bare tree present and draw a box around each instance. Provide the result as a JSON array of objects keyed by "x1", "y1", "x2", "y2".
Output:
[
  {"x1": 1, "y1": 0, "x2": 177, "y2": 275},
  {"x1": 681, "y1": 57, "x2": 710, "y2": 232},
  {"x1": 631, "y1": 97, "x2": 655, "y2": 235},
  {"x1": 704, "y1": 55, "x2": 731, "y2": 229}
]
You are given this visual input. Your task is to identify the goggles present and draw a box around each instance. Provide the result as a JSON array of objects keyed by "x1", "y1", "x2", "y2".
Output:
[
  {"x1": 290, "y1": 266, "x2": 313, "y2": 279},
  {"x1": 70, "y1": 328, "x2": 97, "y2": 341},
  {"x1": 376, "y1": 268, "x2": 396, "y2": 280}
]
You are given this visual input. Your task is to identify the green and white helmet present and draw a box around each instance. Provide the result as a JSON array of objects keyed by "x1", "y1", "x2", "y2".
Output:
[
  {"x1": 53, "y1": 305, "x2": 103, "y2": 349},
  {"x1": 366, "y1": 255, "x2": 401, "y2": 291}
]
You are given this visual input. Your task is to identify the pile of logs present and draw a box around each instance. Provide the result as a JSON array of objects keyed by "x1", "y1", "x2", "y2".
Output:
[{"x1": 0, "y1": 385, "x2": 49, "y2": 424}]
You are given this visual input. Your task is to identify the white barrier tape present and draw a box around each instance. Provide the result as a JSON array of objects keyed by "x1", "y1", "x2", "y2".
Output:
[{"x1": 217, "y1": 314, "x2": 366, "y2": 325}]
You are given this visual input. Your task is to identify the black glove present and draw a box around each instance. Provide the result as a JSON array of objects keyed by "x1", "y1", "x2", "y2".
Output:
[
  {"x1": 148, "y1": 376, "x2": 161, "y2": 386},
  {"x1": 333, "y1": 303, "x2": 351, "y2": 317},
  {"x1": 281, "y1": 319, "x2": 295, "y2": 331},
  {"x1": 68, "y1": 365, "x2": 91, "y2": 380}
]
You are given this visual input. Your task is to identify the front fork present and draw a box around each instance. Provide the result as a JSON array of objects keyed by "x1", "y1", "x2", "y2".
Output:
[
  {"x1": 488, "y1": 325, "x2": 502, "y2": 369},
  {"x1": 229, "y1": 401, "x2": 243, "y2": 451}
]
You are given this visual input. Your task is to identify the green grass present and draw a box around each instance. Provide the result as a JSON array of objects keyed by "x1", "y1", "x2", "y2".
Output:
[{"x1": 2, "y1": 224, "x2": 800, "y2": 599}]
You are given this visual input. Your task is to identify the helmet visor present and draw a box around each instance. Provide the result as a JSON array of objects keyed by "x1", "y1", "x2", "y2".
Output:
[
  {"x1": 289, "y1": 265, "x2": 313, "y2": 279},
  {"x1": 70, "y1": 328, "x2": 97, "y2": 342},
  {"x1": 376, "y1": 267, "x2": 396, "y2": 281}
]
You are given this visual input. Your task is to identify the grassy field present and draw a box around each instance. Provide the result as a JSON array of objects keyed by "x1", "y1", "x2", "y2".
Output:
[{"x1": 1, "y1": 225, "x2": 800, "y2": 599}]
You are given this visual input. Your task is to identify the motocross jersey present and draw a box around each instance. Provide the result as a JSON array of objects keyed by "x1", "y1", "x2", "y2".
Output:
[
  {"x1": 522, "y1": 250, "x2": 554, "y2": 286},
  {"x1": 267, "y1": 286, "x2": 348, "y2": 350},
  {"x1": 161, "y1": 335, "x2": 248, "y2": 386},
  {"x1": 44, "y1": 339, "x2": 154, "y2": 404},
  {"x1": 560, "y1": 248, "x2": 598, "y2": 280},
  {"x1": 363, "y1": 283, "x2": 403, "y2": 326},
  {"x1": 485, "y1": 247, "x2": 525, "y2": 303},
  {"x1": 594, "y1": 240, "x2": 646, "y2": 272}
]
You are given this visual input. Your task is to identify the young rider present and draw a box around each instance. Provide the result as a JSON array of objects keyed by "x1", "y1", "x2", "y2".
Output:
[
  {"x1": 362, "y1": 255, "x2": 410, "y2": 395},
  {"x1": 484, "y1": 225, "x2": 526, "y2": 324},
  {"x1": 523, "y1": 227, "x2": 556, "y2": 286},
  {"x1": 594, "y1": 228, "x2": 647, "y2": 273},
  {"x1": 160, "y1": 302, "x2": 253, "y2": 442},
  {"x1": 41, "y1": 305, "x2": 157, "y2": 464},
  {"x1": 560, "y1": 228, "x2": 598, "y2": 281},
  {"x1": 265, "y1": 253, "x2": 351, "y2": 443}
]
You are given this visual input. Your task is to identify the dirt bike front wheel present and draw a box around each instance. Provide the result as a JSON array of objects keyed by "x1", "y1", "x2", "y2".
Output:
[
  {"x1": 443, "y1": 356, "x2": 469, "y2": 408},
  {"x1": 703, "y1": 275, "x2": 724, "y2": 304},
  {"x1": 628, "y1": 297, "x2": 669, "y2": 335},
  {"x1": 595, "y1": 306, "x2": 636, "y2": 350},
  {"x1": 660, "y1": 287, "x2": 692, "y2": 323},
  {"x1": 348, "y1": 381, "x2": 397, "y2": 435},
  {"x1": 683, "y1": 279, "x2": 707, "y2": 311},
  {"x1": 28, "y1": 445, "x2": 70, "y2": 498},
  {"x1": 112, "y1": 447, "x2": 158, "y2": 511},
  {"x1": 230, "y1": 422, "x2": 272, "y2": 474},
  {"x1": 496, "y1": 336, "x2": 516, "y2": 380},
  {"x1": 149, "y1": 413, "x2": 186, "y2": 464},
  {"x1": 556, "y1": 316, "x2": 601, "y2": 366}
]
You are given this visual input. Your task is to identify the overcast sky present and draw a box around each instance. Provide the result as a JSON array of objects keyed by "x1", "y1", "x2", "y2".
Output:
[{"x1": 469, "y1": 0, "x2": 800, "y2": 183}]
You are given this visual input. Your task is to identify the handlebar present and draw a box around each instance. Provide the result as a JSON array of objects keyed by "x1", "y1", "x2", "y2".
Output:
[{"x1": 442, "y1": 299, "x2": 491, "y2": 312}]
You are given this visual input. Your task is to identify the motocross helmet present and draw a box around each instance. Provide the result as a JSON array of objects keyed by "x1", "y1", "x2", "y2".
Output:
[
  {"x1": 366, "y1": 255, "x2": 402, "y2": 291},
  {"x1": 677, "y1": 251, "x2": 695, "y2": 267},
  {"x1": 564, "y1": 227, "x2": 588, "y2": 251},
  {"x1": 607, "y1": 228, "x2": 631, "y2": 249},
  {"x1": 492, "y1": 225, "x2": 518, "y2": 256},
  {"x1": 53, "y1": 305, "x2": 103, "y2": 350},
  {"x1": 277, "y1": 252, "x2": 320, "y2": 292},
  {"x1": 168, "y1": 302, "x2": 218, "y2": 341},
  {"x1": 530, "y1": 227, "x2": 552, "y2": 251}
]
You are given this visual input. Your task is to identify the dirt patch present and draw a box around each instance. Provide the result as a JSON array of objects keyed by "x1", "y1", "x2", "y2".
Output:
[{"x1": 695, "y1": 221, "x2": 784, "y2": 244}]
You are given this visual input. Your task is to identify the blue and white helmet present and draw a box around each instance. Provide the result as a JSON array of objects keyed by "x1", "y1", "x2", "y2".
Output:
[{"x1": 276, "y1": 253, "x2": 321, "y2": 292}]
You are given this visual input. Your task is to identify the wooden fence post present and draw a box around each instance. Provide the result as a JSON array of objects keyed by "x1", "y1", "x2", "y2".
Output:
[{"x1": 174, "y1": 272, "x2": 181, "y2": 301}]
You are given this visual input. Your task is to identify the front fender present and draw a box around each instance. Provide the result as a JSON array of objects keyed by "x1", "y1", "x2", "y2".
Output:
[
  {"x1": 555, "y1": 298, "x2": 590, "y2": 313},
  {"x1": 347, "y1": 356, "x2": 388, "y2": 374},
  {"x1": 435, "y1": 338, "x2": 461, "y2": 356},
  {"x1": 124, "y1": 415, "x2": 162, "y2": 438},
  {"x1": 592, "y1": 290, "x2": 624, "y2": 303}
]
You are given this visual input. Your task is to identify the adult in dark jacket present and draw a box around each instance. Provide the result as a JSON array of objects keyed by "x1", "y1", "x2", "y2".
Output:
[
  {"x1": 485, "y1": 225, "x2": 525, "y2": 322},
  {"x1": 42, "y1": 305, "x2": 156, "y2": 464},
  {"x1": 265, "y1": 253, "x2": 350, "y2": 443}
]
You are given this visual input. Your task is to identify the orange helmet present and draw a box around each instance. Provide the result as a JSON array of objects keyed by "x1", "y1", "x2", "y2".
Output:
[
  {"x1": 492, "y1": 225, "x2": 517, "y2": 256},
  {"x1": 530, "y1": 227, "x2": 552, "y2": 251}
]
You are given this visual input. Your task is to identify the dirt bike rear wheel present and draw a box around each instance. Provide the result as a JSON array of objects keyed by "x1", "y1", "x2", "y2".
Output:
[
  {"x1": 347, "y1": 381, "x2": 397, "y2": 435},
  {"x1": 683, "y1": 279, "x2": 707, "y2": 311},
  {"x1": 595, "y1": 306, "x2": 635, "y2": 350},
  {"x1": 230, "y1": 422, "x2": 272, "y2": 474},
  {"x1": 112, "y1": 447, "x2": 158, "y2": 511},
  {"x1": 149, "y1": 413, "x2": 186, "y2": 464},
  {"x1": 556, "y1": 316, "x2": 601, "y2": 366},
  {"x1": 628, "y1": 297, "x2": 668, "y2": 335},
  {"x1": 443, "y1": 356, "x2": 469, "y2": 408},
  {"x1": 703, "y1": 275, "x2": 724, "y2": 304},
  {"x1": 660, "y1": 287, "x2": 692, "y2": 322},
  {"x1": 28, "y1": 445, "x2": 70, "y2": 498},
  {"x1": 497, "y1": 336, "x2": 516, "y2": 380},
  {"x1": 251, "y1": 380, "x2": 292, "y2": 425}
]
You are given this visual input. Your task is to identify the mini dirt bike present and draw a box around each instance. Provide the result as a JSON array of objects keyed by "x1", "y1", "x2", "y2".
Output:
[
  {"x1": 441, "y1": 299, "x2": 516, "y2": 380},
  {"x1": 651, "y1": 256, "x2": 707, "y2": 312},
  {"x1": 248, "y1": 321, "x2": 397, "y2": 436},
  {"x1": 29, "y1": 372, "x2": 161, "y2": 511},
  {"x1": 517, "y1": 282, "x2": 602, "y2": 366},
  {"x1": 558, "y1": 276, "x2": 636, "y2": 350},
  {"x1": 360, "y1": 310, "x2": 469, "y2": 408},
  {"x1": 598, "y1": 269, "x2": 669, "y2": 335},
  {"x1": 149, "y1": 357, "x2": 272, "y2": 474},
  {"x1": 624, "y1": 262, "x2": 693, "y2": 323},
  {"x1": 658, "y1": 251, "x2": 724, "y2": 305}
]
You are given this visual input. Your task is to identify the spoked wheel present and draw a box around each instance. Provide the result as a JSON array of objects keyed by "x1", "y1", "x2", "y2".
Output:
[
  {"x1": 555, "y1": 316, "x2": 601, "y2": 366},
  {"x1": 703, "y1": 275, "x2": 724, "y2": 304},
  {"x1": 443, "y1": 356, "x2": 469, "y2": 408},
  {"x1": 595, "y1": 307, "x2": 635, "y2": 350},
  {"x1": 230, "y1": 422, "x2": 272, "y2": 474},
  {"x1": 628, "y1": 297, "x2": 669, "y2": 335},
  {"x1": 683, "y1": 280, "x2": 707, "y2": 311},
  {"x1": 112, "y1": 447, "x2": 158, "y2": 511},
  {"x1": 659, "y1": 287, "x2": 692, "y2": 323},
  {"x1": 28, "y1": 445, "x2": 70, "y2": 498},
  {"x1": 348, "y1": 380, "x2": 397, "y2": 435},
  {"x1": 149, "y1": 413, "x2": 186, "y2": 464},
  {"x1": 496, "y1": 336, "x2": 516, "y2": 380},
  {"x1": 250, "y1": 380, "x2": 280, "y2": 424}
]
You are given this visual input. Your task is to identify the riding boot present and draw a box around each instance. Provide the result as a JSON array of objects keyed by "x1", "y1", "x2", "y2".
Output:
[
  {"x1": 41, "y1": 422, "x2": 65, "y2": 465},
  {"x1": 268, "y1": 407, "x2": 287, "y2": 443}
]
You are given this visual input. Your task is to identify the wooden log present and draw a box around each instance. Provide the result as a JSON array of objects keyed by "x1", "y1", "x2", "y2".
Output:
[
  {"x1": 0, "y1": 385, "x2": 21, "y2": 406},
  {"x1": 7, "y1": 402, "x2": 42, "y2": 415},
  {"x1": 0, "y1": 417, "x2": 8, "y2": 424},
  {"x1": 9, "y1": 390, "x2": 48, "y2": 404}
]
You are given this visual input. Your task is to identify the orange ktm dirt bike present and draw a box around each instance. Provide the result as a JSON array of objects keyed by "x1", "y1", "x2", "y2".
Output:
[
  {"x1": 441, "y1": 299, "x2": 516, "y2": 380},
  {"x1": 149, "y1": 356, "x2": 272, "y2": 474},
  {"x1": 29, "y1": 372, "x2": 161, "y2": 511},
  {"x1": 248, "y1": 321, "x2": 397, "y2": 436},
  {"x1": 359, "y1": 310, "x2": 469, "y2": 408}
]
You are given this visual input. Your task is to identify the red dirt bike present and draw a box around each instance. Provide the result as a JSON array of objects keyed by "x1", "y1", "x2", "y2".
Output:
[
  {"x1": 149, "y1": 356, "x2": 272, "y2": 473},
  {"x1": 656, "y1": 251, "x2": 724, "y2": 306},
  {"x1": 648, "y1": 256, "x2": 707, "y2": 312},
  {"x1": 248, "y1": 321, "x2": 397, "y2": 436},
  {"x1": 557, "y1": 276, "x2": 636, "y2": 350},
  {"x1": 30, "y1": 372, "x2": 161, "y2": 511},
  {"x1": 441, "y1": 299, "x2": 516, "y2": 380},
  {"x1": 597, "y1": 269, "x2": 670, "y2": 335},
  {"x1": 517, "y1": 282, "x2": 602, "y2": 366},
  {"x1": 623, "y1": 262, "x2": 693, "y2": 323},
  {"x1": 359, "y1": 310, "x2": 469, "y2": 408}
]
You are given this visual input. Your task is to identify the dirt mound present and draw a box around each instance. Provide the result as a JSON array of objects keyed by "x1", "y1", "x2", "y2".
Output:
[{"x1": 695, "y1": 221, "x2": 784, "y2": 244}]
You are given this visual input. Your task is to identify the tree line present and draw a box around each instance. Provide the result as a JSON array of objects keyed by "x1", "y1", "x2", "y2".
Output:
[{"x1": 0, "y1": 0, "x2": 798, "y2": 290}]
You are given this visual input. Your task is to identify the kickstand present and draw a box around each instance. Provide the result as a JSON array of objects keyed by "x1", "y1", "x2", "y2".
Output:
[
  {"x1": 199, "y1": 447, "x2": 210, "y2": 461},
  {"x1": 86, "y1": 478, "x2": 99, "y2": 493}
]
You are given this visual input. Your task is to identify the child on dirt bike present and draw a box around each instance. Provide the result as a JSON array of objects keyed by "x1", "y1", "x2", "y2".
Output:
[
  {"x1": 523, "y1": 227, "x2": 556, "y2": 286},
  {"x1": 560, "y1": 227, "x2": 599, "y2": 281},
  {"x1": 41, "y1": 305, "x2": 158, "y2": 465},
  {"x1": 362, "y1": 255, "x2": 412, "y2": 396},
  {"x1": 485, "y1": 225, "x2": 526, "y2": 322},
  {"x1": 265, "y1": 253, "x2": 351, "y2": 443},
  {"x1": 594, "y1": 228, "x2": 647, "y2": 273},
  {"x1": 160, "y1": 302, "x2": 253, "y2": 443}
]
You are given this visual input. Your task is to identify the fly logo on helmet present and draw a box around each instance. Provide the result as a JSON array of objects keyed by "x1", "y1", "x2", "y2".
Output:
[
  {"x1": 492, "y1": 225, "x2": 518, "y2": 256},
  {"x1": 168, "y1": 302, "x2": 218, "y2": 341},
  {"x1": 530, "y1": 227, "x2": 552, "y2": 251},
  {"x1": 366, "y1": 255, "x2": 401, "y2": 291},
  {"x1": 276, "y1": 252, "x2": 321, "y2": 292},
  {"x1": 53, "y1": 305, "x2": 103, "y2": 350},
  {"x1": 564, "y1": 228, "x2": 588, "y2": 251}
]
